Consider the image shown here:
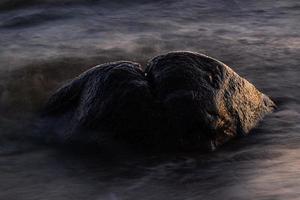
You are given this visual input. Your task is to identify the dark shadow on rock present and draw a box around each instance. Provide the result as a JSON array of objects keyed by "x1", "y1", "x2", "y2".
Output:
[{"x1": 38, "y1": 61, "x2": 156, "y2": 148}]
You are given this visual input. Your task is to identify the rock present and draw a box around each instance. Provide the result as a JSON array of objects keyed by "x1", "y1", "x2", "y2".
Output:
[
  {"x1": 145, "y1": 51, "x2": 275, "y2": 150},
  {"x1": 39, "y1": 51, "x2": 275, "y2": 151},
  {"x1": 40, "y1": 61, "x2": 154, "y2": 145}
]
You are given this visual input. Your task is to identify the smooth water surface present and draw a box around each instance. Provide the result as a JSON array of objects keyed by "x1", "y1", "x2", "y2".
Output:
[{"x1": 0, "y1": 0, "x2": 299, "y2": 199}]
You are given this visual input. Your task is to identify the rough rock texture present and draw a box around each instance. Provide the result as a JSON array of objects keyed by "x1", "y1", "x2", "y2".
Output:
[
  {"x1": 145, "y1": 51, "x2": 275, "y2": 150},
  {"x1": 40, "y1": 61, "x2": 154, "y2": 145},
  {"x1": 39, "y1": 51, "x2": 275, "y2": 151}
]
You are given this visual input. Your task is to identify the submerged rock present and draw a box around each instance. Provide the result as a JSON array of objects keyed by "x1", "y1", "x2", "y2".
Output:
[{"x1": 40, "y1": 51, "x2": 275, "y2": 151}]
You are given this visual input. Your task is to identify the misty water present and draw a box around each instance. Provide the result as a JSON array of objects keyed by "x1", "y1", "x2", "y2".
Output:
[{"x1": 0, "y1": 0, "x2": 300, "y2": 199}]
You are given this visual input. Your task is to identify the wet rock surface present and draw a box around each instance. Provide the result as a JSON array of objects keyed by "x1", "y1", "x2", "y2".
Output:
[{"x1": 40, "y1": 51, "x2": 275, "y2": 151}]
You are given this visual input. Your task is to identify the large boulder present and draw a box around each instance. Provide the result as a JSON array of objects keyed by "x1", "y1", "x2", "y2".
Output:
[
  {"x1": 145, "y1": 51, "x2": 275, "y2": 150},
  {"x1": 39, "y1": 51, "x2": 275, "y2": 151}
]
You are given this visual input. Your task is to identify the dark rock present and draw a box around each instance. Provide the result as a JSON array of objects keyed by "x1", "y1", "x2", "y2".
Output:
[
  {"x1": 40, "y1": 61, "x2": 154, "y2": 145},
  {"x1": 145, "y1": 51, "x2": 275, "y2": 150},
  {"x1": 39, "y1": 51, "x2": 275, "y2": 151}
]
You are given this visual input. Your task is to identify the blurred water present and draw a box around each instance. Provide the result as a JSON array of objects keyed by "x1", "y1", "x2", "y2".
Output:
[{"x1": 0, "y1": 0, "x2": 299, "y2": 199}]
